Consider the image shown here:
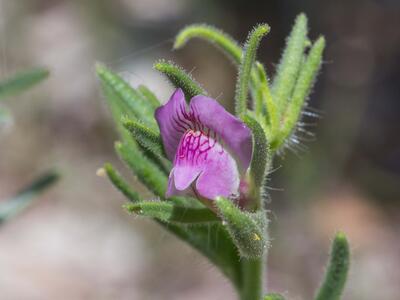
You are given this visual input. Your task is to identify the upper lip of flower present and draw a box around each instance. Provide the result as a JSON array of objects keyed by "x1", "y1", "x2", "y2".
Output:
[{"x1": 155, "y1": 88, "x2": 253, "y2": 200}]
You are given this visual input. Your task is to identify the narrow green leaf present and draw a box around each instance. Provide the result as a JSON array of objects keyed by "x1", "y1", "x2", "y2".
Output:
[
  {"x1": 215, "y1": 196, "x2": 268, "y2": 258},
  {"x1": 137, "y1": 84, "x2": 161, "y2": 109},
  {"x1": 0, "y1": 171, "x2": 59, "y2": 224},
  {"x1": 242, "y1": 114, "x2": 270, "y2": 207},
  {"x1": 235, "y1": 24, "x2": 270, "y2": 116},
  {"x1": 315, "y1": 232, "x2": 350, "y2": 300},
  {"x1": 124, "y1": 201, "x2": 219, "y2": 224},
  {"x1": 277, "y1": 37, "x2": 325, "y2": 150},
  {"x1": 115, "y1": 141, "x2": 167, "y2": 199},
  {"x1": 123, "y1": 119, "x2": 164, "y2": 157},
  {"x1": 272, "y1": 13, "x2": 308, "y2": 112},
  {"x1": 96, "y1": 63, "x2": 156, "y2": 128},
  {"x1": 99, "y1": 76, "x2": 138, "y2": 153},
  {"x1": 154, "y1": 60, "x2": 207, "y2": 102},
  {"x1": 264, "y1": 293, "x2": 286, "y2": 300},
  {"x1": 137, "y1": 143, "x2": 171, "y2": 175},
  {"x1": 115, "y1": 140, "x2": 180, "y2": 207},
  {"x1": 174, "y1": 24, "x2": 242, "y2": 64},
  {"x1": 254, "y1": 62, "x2": 278, "y2": 139},
  {"x1": 102, "y1": 163, "x2": 141, "y2": 202},
  {"x1": 254, "y1": 62, "x2": 270, "y2": 116},
  {"x1": 0, "y1": 68, "x2": 49, "y2": 100},
  {"x1": 123, "y1": 118, "x2": 172, "y2": 173},
  {"x1": 163, "y1": 222, "x2": 242, "y2": 288}
]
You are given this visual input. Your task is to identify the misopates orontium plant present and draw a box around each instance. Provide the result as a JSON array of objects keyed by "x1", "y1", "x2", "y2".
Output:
[
  {"x1": 96, "y1": 13, "x2": 350, "y2": 300},
  {"x1": 0, "y1": 68, "x2": 59, "y2": 225}
]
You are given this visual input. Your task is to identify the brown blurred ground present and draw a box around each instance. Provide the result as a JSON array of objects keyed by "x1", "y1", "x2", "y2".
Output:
[{"x1": 0, "y1": 0, "x2": 399, "y2": 299}]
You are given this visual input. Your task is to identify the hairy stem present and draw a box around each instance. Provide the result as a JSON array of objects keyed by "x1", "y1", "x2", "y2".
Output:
[{"x1": 240, "y1": 256, "x2": 264, "y2": 300}]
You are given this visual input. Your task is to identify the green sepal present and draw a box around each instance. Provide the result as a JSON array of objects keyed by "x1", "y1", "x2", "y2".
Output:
[
  {"x1": 174, "y1": 24, "x2": 242, "y2": 64},
  {"x1": 315, "y1": 232, "x2": 350, "y2": 300},
  {"x1": 103, "y1": 163, "x2": 141, "y2": 202},
  {"x1": 0, "y1": 171, "x2": 59, "y2": 224},
  {"x1": 137, "y1": 84, "x2": 161, "y2": 109},
  {"x1": 0, "y1": 68, "x2": 49, "y2": 100},
  {"x1": 264, "y1": 293, "x2": 286, "y2": 300},
  {"x1": 276, "y1": 37, "x2": 325, "y2": 150},
  {"x1": 235, "y1": 24, "x2": 270, "y2": 116},
  {"x1": 272, "y1": 13, "x2": 308, "y2": 113},
  {"x1": 115, "y1": 141, "x2": 168, "y2": 199},
  {"x1": 154, "y1": 60, "x2": 206, "y2": 102},
  {"x1": 242, "y1": 114, "x2": 270, "y2": 207},
  {"x1": 124, "y1": 201, "x2": 219, "y2": 224},
  {"x1": 215, "y1": 197, "x2": 268, "y2": 258},
  {"x1": 96, "y1": 63, "x2": 156, "y2": 129}
]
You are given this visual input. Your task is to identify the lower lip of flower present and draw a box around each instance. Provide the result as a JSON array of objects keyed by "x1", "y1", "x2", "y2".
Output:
[{"x1": 170, "y1": 127, "x2": 241, "y2": 200}]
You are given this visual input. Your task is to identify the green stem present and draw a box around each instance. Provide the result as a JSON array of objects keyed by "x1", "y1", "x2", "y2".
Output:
[{"x1": 240, "y1": 257, "x2": 264, "y2": 300}]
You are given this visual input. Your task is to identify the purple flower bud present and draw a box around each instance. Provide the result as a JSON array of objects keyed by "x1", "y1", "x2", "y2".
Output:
[{"x1": 155, "y1": 89, "x2": 252, "y2": 200}]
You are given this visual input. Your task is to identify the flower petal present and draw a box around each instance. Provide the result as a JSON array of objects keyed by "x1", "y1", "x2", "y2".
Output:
[
  {"x1": 189, "y1": 95, "x2": 252, "y2": 172},
  {"x1": 195, "y1": 150, "x2": 240, "y2": 200},
  {"x1": 169, "y1": 129, "x2": 240, "y2": 199},
  {"x1": 155, "y1": 89, "x2": 189, "y2": 160}
]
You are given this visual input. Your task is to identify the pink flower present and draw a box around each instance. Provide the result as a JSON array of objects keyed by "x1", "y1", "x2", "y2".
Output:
[{"x1": 155, "y1": 89, "x2": 252, "y2": 200}]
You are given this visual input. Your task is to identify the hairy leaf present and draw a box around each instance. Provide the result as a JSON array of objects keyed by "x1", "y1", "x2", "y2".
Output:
[
  {"x1": 315, "y1": 232, "x2": 350, "y2": 300},
  {"x1": 272, "y1": 13, "x2": 308, "y2": 113},
  {"x1": 102, "y1": 163, "x2": 141, "y2": 202},
  {"x1": 154, "y1": 60, "x2": 206, "y2": 102},
  {"x1": 235, "y1": 24, "x2": 270, "y2": 116},
  {"x1": 174, "y1": 24, "x2": 242, "y2": 64},
  {"x1": 124, "y1": 201, "x2": 219, "y2": 224}
]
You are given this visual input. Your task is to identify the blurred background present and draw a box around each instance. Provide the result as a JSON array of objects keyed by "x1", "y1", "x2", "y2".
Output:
[{"x1": 0, "y1": 0, "x2": 399, "y2": 299}]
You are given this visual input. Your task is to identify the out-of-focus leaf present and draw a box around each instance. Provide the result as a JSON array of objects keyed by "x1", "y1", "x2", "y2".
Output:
[
  {"x1": 0, "y1": 106, "x2": 12, "y2": 129},
  {"x1": 96, "y1": 63, "x2": 157, "y2": 129},
  {"x1": 0, "y1": 68, "x2": 49, "y2": 100},
  {"x1": 264, "y1": 293, "x2": 286, "y2": 300},
  {"x1": 137, "y1": 84, "x2": 161, "y2": 109},
  {"x1": 0, "y1": 171, "x2": 59, "y2": 224}
]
